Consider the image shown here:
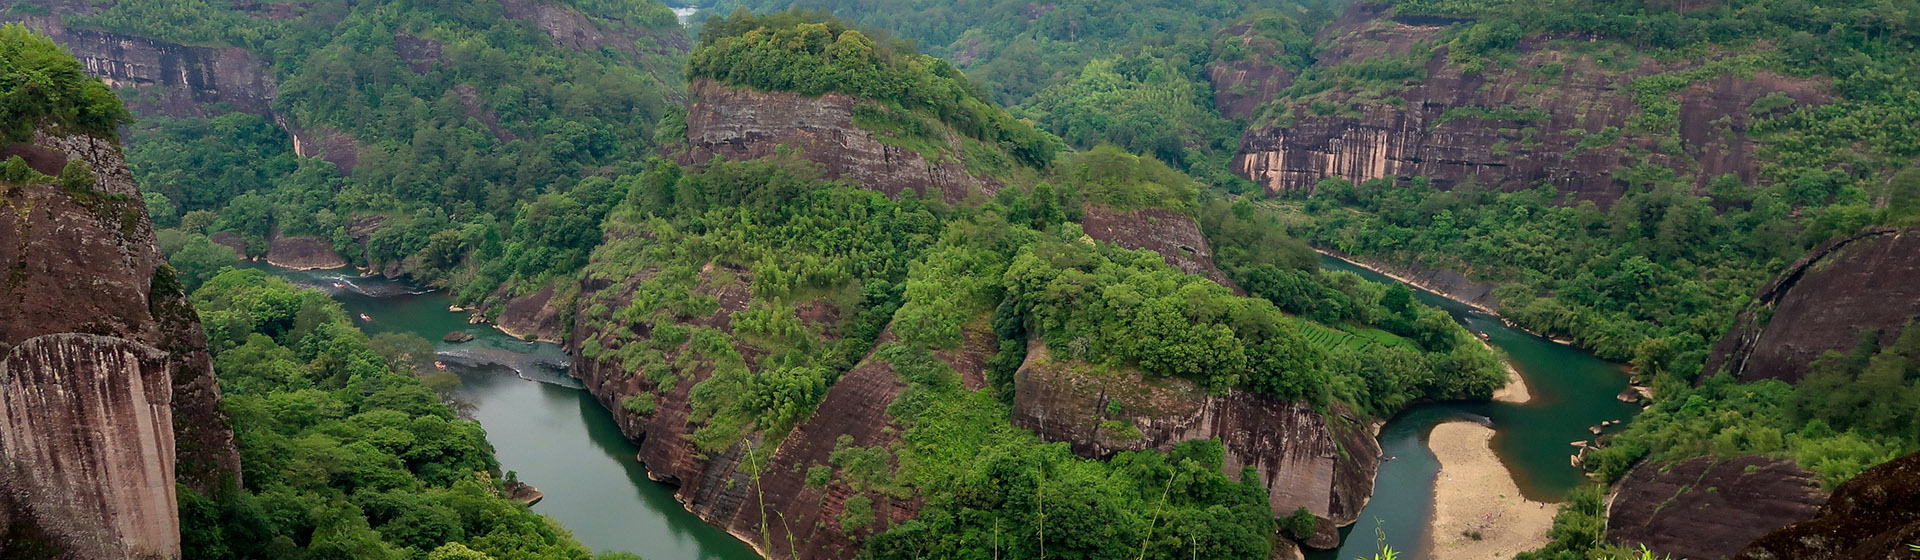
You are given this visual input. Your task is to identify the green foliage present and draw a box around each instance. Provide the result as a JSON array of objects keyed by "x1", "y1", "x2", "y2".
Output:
[
  {"x1": 621, "y1": 393, "x2": 658, "y2": 415},
  {"x1": 838, "y1": 494, "x2": 875, "y2": 534},
  {"x1": 1283, "y1": 506, "x2": 1316, "y2": 540},
  {"x1": 180, "y1": 268, "x2": 598, "y2": 559},
  {"x1": 704, "y1": 0, "x2": 1334, "y2": 105},
  {"x1": 1019, "y1": 52, "x2": 1238, "y2": 172},
  {"x1": 1058, "y1": 144, "x2": 1199, "y2": 212},
  {"x1": 166, "y1": 233, "x2": 240, "y2": 292},
  {"x1": 0, "y1": 24, "x2": 130, "y2": 141},
  {"x1": 690, "y1": 10, "x2": 1062, "y2": 167}
]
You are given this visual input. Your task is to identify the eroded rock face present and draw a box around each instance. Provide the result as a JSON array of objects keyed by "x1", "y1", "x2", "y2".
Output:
[
  {"x1": 1010, "y1": 342, "x2": 1380, "y2": 547},
  {"x1": 1, "y1": 15, "x2": 275, "y2": 117},
  {"x1": 1231, "y1": 3, "x2": 1827, "y2": 208},
  {"x1": 0, "y1": 131, "x2": 239, "y2": 496},
  {"x1": 1705, "y1": 227, "x2": 1920, "y2": 383},
  {"x1": 1206, "y1": 21, "x2": 1297, "y2": 122},
  {"x1": 566, "y1": 259, "x2": 927, "y2": 559},
  {"x1": 265, "y1": 231, "x2": 346, "y2": 270},
  {"x1": 1738, "y1": 450, "x2": 1920, "y2": 560},
  {"x1": 1606, "y1": 456, "x2": 1827, "y2": 560},
  {"x1": 0, "y1": 334, "x2": 178, "y2": 560},
  {"x1": 683, "y1": 79, "x2": 999, "y2": 205},
  {"x1": 494, "y1": 285, "x2": 566, "y2": 343},
  {"x1": 1080, "y1": 206, "x2": 1239, "y2": 291}
]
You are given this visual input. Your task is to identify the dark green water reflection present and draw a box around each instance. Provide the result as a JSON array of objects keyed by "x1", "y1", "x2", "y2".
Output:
[
  {"x1": 249, "y1": 264, "x2": 760, "y2": 560},
  {"x1": 1310, "y1": 256, "x2": 1639, "y2": 559}
]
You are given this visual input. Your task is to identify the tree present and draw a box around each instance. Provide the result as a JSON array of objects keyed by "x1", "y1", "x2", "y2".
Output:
[{"x1": 169, "y1": 234, "x2": 239, "y2": 291}]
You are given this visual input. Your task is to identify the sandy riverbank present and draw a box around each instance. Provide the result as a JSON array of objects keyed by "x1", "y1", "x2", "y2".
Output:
[
  {"x1": 1489, "y1": 360, "x2": 1530, "y2": 404},
  {"x1": 1428, "y1": 421, "x2": 1554, "y2": 560}
]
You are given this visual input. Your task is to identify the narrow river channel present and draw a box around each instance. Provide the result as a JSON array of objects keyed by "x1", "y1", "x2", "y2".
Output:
[
  {"x1": 1309, "y1": 255, "x2": 1640, "y2": 559},
  {"x1": 252, "y1": 255, "x2": 1635, "y2": 560},
  {"x1": 247, "y1": 263, "x2": 761, "y2": 560}
]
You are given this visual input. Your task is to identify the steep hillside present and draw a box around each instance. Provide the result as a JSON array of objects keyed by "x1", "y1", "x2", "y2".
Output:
[
  {"x1": 1740, "y1": 449, "x2": 1920, "y2": 559},
  {"x1": 1230, "y1": 3, "x2": 1827, "y2": 206},
  {"x1": 1707, "y1": 227, "x2": 1920, "y2": 383},
  {"x1": 0, "y1": 24, "x2": 238, "y2": 559}
]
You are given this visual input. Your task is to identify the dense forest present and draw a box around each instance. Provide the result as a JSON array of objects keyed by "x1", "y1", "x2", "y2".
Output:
[{"x1": 17, "y1": 0, "x2": 1920, "y2": 556}]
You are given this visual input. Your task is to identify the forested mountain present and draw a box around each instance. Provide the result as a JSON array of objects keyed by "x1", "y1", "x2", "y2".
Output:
[{"x1": 14, "y1": 0, "x2": 1920, "y2": 557}]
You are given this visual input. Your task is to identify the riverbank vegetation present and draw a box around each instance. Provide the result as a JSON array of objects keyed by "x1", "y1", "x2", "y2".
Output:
[{"x1": 179, "y1": 268, "x2": 618, "y2": 560}]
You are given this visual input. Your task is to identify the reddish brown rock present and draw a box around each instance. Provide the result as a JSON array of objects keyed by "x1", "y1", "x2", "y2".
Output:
[
  {"x1": 1010, "y1": 342, "x2": 1380, "y2": 547},
  {"x1": 1080, "y1": 205, "x2": 1238, "y2": 291},
  {"x1": 494, "y1": 284, "x2": 567, "y2": 343},
  {"x1": 207, "y1": 231, "x2": 249, "y2": 259},
  {"x1": 0, "y1": 129, "x2": 239, "y2": 558},
  {"x1": 0, "y1": 334, "x2": 179, "y2": 560},
  {"x1": 264, "y1": 231, "x2": 345, "y2": 270},
  {"x1": 1607, "y1": 456, "x2": 1826, "y2": 560},
  {"x1": 1207, "y1": 21, "x2": 1297, "y2": 122},
  {"x1": 683, "y1": 79, "x2": 999, "y2": 205},
  {"x1": 1706, "y1": 227, "x2": 1920, "y2": 383},
  {"x1": 1231, "y1": 2, "x2": 1828, "y2": 208},
  {"x1": 1738, "y1": 450, "x2": 1920, "y2": 560}
]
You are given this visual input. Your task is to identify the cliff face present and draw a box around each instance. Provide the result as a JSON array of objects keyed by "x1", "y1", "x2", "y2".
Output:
[
  {"x1": 1738, "y1": 449, "x2": 1920, "y2": 560},
  {"x1": 1206, "y1": 22, "x2": 1297, "y2": 122},
  {"x1": 1706, "y1": 227, "x2": 1920, "y2": 383},
  {"x1": 565, "y1": 261, "x2": 925, "y2": 559},
  {"x1": 0, "y1": 334, "x2": 178, "y2": 560},
  {"x1": 0, "y1": 130, "x2": 238, "y2": 557},
  {"x1": 1228, "y1": 3, "x2": 1826, "y2": 207},
  {"x1": 1606, "y1": 456, "x2": 1827, "y2": 560},
  {"x1": 683, "y1": 79, "x2": 999, "y2": 205},
  {"x1": 1080, "y1": 205, "x2": 1239, "y2": 292},
  {"x1": 1010, "y1": 342, "x2": 1380, "y2": 548},
  {"x1": 264, "y1": 231, "x2": 345, "y2": 271},
  {"x1": 1, "y1": 14, "x2": 274, "y2": 118}
]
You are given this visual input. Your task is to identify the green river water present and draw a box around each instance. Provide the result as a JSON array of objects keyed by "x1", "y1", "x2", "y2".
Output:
[{"x1": 255, "y1": 254, "x2": 1635, "y2": 560}]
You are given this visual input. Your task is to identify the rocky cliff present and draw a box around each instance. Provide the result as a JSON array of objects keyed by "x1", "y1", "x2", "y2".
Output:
[
  {"x1": 1206, "y1": 21, "x2": 1297, "y2": 122},
  {"x1": 0, "y1": 14, "x2": 275, "y2": 118},
  {"x1": 683, "y1": 79, "x2": 1000, "y2": 205},
  {"x1": 1010, "y1": 342, "x2": 1380, "y2": 548},
  {"x1": 564, "y1": 260, "x2": 927, "y2": 559},
  {"x1": 1227, "y1": 2, "x2": 1827, "y2": 207},
  {"x1": 1705, "y1": 227, "x2": 1920, "y2": 383},
  {"x1": 264, "y1": 230, "x2": 346, "y2": 270},
  {"x1": 1606, "y1": 456, "x2": 1827, "y2": 560},
  {"x1": 0, "y1": 128, "x2": 239, "y2": 557},
  {"x1": 1738, "y1": 449, "x2": 1920, "y2": 560},
  {"x1": 1079, "y1": 205, "x2": 1240, "y2": 292}
]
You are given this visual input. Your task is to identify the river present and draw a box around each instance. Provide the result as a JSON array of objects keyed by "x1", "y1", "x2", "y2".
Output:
[
  {"x1": 247, "y1": 264, "x2": 761, "y2": 560},
  {"x1": 1308, "y1": 255, "x2": 1640, "y2": 559},
  {"x1": 253, "y1": 255, "x2": 1633, "y2": 560}
]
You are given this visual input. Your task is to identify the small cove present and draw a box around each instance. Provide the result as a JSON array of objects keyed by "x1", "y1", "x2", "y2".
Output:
[
  {"x1": 248, "y1": 263, "x2": 761, "y2": 560},
  {"x1": 1309, "y1": 255, "x2": 1641, "y2": 559}
]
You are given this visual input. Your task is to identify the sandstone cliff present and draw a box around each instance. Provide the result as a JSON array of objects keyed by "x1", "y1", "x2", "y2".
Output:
[
  {"x1": 683, "y1": 79, "x2": 1000, "y2": 205},
  {"x1": 1080, "y1": 205, "x2": 1239, "y2": 292},
  {"x1": 1738, "y1": 449, "x2": 1920, "y2": 560},
  {"x1": 1227, "y1": 3, "x2": 1827, "y2": 207},
  {"x1": 1206, "y1": 21, "x2": 1297, "y2": 122},
  {"x1": 0, "y1": 13, "x2": 275, "y2": 118},
  {"x1": 1705, "y1": 227, "x2": 1920, "y2": 383},
  {"x1": 265, "y1": 230, "x2": 346, "y2": 270},
  {"x1": 1010, "y1": 342, "x2": 1380, "y2": 548},
  {"x1": 565, "y1": 260, "x2": 926, "y2": 559},
  {"x1": 0, "y1": 128, "x2": 239, "y2": 557},
  {"x1": 1606, "y1": 456, "x2": 1827, "y2": 560}
]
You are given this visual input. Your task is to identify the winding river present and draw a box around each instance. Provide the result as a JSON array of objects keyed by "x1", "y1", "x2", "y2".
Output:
[
  {"x1": 253, "y1": 254, "x2": 1634, "y2": 560},
  {"x1": 247, "y1": 264, "x2": 760, "y2": 560},
  {"x1": 1308, "y1": 255, "x2": 1639, "y2": 559}
]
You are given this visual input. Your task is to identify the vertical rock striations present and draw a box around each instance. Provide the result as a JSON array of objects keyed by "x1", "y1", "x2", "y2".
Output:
[
  {"x1": 1227, "y1": 3, "x2": 1827, "y2": 208},
  {"x1": 683, "y1": 79, "x2": 999, "y2": 205},
  {"x1": 1010, "y1": 342, "x2": 1380, "y2": 548},
  {"x1": 0, "y1": 127, "x2": 240, "y2": 557},
  {"x1": 0, "y1": 334, "x2": 178, "y2": 560}
]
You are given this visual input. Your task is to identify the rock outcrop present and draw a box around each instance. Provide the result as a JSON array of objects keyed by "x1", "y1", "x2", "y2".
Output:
[
  {"x1": 1206, "y1": 21, "x2": 1297, "y2": 122},
  {"x1": 0, "y1": 334, "x2": 179, "y2": 560},
  {"x1": 1080, "y1": 205, "x2": 1239, "y2": 291},
  {"x1": 1010, "y1": 342, "x2": 1380, "y2": 548},
  {"x1": 1, "y1": 14, "x2": 275, "y2": 118},
  {"x1": 1606, "y1": 456, "x2": 1827, "y2": 560},
  {"x1": 1230, "y1": 2, "x2": 1827, "y2": 208},
  {"x1": 265, "y1": 231, "x2": 346, "y2": 270},
  {"x1": 0, "y1": 129, "x2": 239, "y2": 557},
  {"x1": 493, "y1": 285, "x2": 567, "y2": 343},
  {"x1": 1706, "y1": 227, "x2": 1920, "y2": 383},
  {"x1": 1738, "y1": 449, "x2": 1920, "y2": 560},
  {"x1": 566, "y1": 261, "x2": 924, "y2": 559},
  {"x1": 683, "y1": 79, "x2": 999, "y2": 205}
]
